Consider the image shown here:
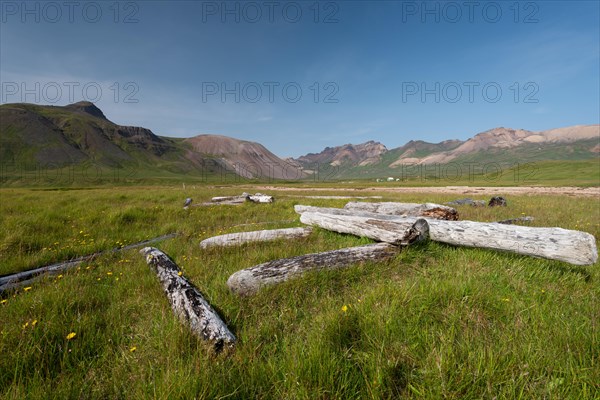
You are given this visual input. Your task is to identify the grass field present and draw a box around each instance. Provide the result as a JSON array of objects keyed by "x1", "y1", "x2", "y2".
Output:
[{"x1": 1, "y1": 186, "x2": 599, "y2": 399}]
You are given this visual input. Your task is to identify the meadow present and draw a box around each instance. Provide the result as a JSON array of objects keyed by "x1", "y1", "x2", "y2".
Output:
[{"x1": 0, "y1": 185, "x2": 599, "y2": 399}]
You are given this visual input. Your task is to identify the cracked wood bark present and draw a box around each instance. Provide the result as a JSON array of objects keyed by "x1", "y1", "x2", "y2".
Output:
[
  {"x1": 295, "y1": 206, "x2": 598, "y2": 266},
  {"x1": 139, "y1": 247, "x2": 236, "y2": 352},
  {"x1": 344, "y1": 201, "x2": 458, "y2": 220},
  {"x1": 227, "y1": 243, "x2": 399, "y2": 296},
  {"x1": 0, "y1": 233, "x2": 178, "y2": 293},
  {"x1": 200, "y1": 227, "x2": 312, "y2": 249}
]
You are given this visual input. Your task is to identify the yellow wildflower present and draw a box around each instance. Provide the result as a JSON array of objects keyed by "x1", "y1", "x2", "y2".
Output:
[
  {"x1": 341, "y1": 305, "x2": 348, "y2": 312},
  {"x1": 177, "y1": 271, "x2": 183, "y2": 276},
  {"x1": 31, "y1": 320, "x2": 38, "y2": 326},
  {"x1": 24, "y1": 287, "x2": 32, "y2": 292},
  {"x1": 22, "y1": 322, "x2": 29, "y2": 329},
  {"x1": 1, "y1": 299, "x2": 7, "y2": 305},
  {"x1": 107, "y1": 272, "x2": 113, "y2": 276},
  {"x1": 66, "y1": 332, "x2": 76, "y2": 340},
  {"x1": 129, "y1": 346, "x2": 137, "y2": 352},
  {"x1": 57, "y1": 275, "x2": 63, "y2": 279}
]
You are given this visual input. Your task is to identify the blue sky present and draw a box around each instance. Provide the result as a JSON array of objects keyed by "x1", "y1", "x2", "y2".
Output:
[{"x1": 1, "y1": 1, "x2": 598, "y2": 157}]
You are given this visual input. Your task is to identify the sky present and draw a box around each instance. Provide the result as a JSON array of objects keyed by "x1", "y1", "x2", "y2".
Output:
[{"x1": 1, "y1": 0, "x2": 599, "y2": 157}]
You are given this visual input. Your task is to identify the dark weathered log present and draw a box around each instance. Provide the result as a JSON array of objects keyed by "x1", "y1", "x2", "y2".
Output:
[
  {"x1": 344, "y1": 201, "x2": 458, "y2": 220},
  {"x1": 446, "y1": 198, "x2": 487, "y2": 207},
  {"x1": 227, "y1": 243, "x2": 398, "y2": 296},
  {"x1": 295, "y1": 206, "x2": 598, "y2": 266},
  {"x1": 140, "y1": 247, "x2": 236, "y2": 352},
  {"x1": 200, "y1": 227, "x2": 312, "y2": 249},
  {"x1": 0, "y1": 233, "x2": 178, "y2": 293},
  {"x1": 496, "y1": 216, "x2": 534, "y2": 225},
  {"x1": 488, "y1": 196, "x2": 507, "y2": 207}
]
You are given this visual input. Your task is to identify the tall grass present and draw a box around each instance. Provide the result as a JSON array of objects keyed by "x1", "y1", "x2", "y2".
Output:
[{"x1": 1, "y1": 186, "x2": 598, "y2": 399}]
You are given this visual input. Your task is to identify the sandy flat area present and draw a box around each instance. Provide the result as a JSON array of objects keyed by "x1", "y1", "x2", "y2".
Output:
[{"x1": 250, "y1": 186, "x2": 600, "y2": 197}]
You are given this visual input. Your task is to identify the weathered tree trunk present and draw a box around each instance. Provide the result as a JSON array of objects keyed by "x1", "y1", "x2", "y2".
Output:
[
  {"x1": 295, "y1": 206, "x2": 598, "y2": 266},
  {"x1": 139, "y1": 247, "x2": 236, "y2": 352},
  {"x1": 0, "y1": 233, "x2": 178, "y2": 293},
  {"x1": 248, "y1": 193, "x2": 274, "y2": 203},
  {"x1": 209, "y1": 195, "x2": 248, "y2": 205},
  {"x1": 202, "y1": 193, "x2": 274, "y2": 205},
  {"x1": 344, "y1": 201, "x2": 458, "y2": 220},
  {"x1": 496, "y1": 216, "x2": 534, "y2": 225},
  {"x1": 227, "y1": 243, "x2": 398, "y2": 296},
  {"x1": 200, "y1": 227, "x2": 312, "y2": 249}
]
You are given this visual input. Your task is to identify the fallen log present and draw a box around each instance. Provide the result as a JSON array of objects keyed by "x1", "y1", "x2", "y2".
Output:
[
  {"x1": 203, "y1": 193, "x2": 274, "y2": 205},
  {"x1": 446, "y1": 198, "x2": 487, "y2": 207},
  {"x1": 496, "y1": 216, "x2": 534, "y2": 225},
  {"x1": 344, "y1": 201, "x2": 458, "y2": 220},
  {"x1": 140, "y1": 247, "x2": 236, "y2": 352},
  {"x1": 0, "y1": 233, "x2": 178, "y2": 293},
  {"x1": 200, "y1": 227, "x2": 312, "y2": 249},
  {"x1": 227, "y1": 243, "x2": 399, "y2": 296},
  {"x1": 248, "y1": 193, "x2": 274, "y2": 203},
  {"x1": 295, "y1": 206, "x2": 598, "y2": 266},
  {"x1": 294, "y1": 206, "x2": 427, "y2": 245}
]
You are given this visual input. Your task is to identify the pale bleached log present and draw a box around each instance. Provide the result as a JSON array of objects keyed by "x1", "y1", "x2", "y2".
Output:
[
  {"x1": 295, "y1": 206, "x2": 598, "y2": 266},
  {"x1": 227, "y1": 243, "x2": 398, "y2": 296},
  {"x1": 207, "y1": 193, "x2": 274, "y2": 205},
  {"x1": 248, "y1": 193, "x2": 274, "y2": 203},
  {"x1": 139, "y1": 247, "x2": 236, "y2": 352},
  {"x1": 200, "y1": 227, "x2": 312, "y2": 249},
  {"x1": 344, "y1": 201, "x2": 458, "y2": 220},
  {"x1": 211, "y1": 195, "x2": 248, "y2": 204}
]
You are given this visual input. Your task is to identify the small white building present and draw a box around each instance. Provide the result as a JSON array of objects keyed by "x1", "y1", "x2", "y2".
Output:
[{"x1": 387, "y1": 177, "x2": 394, "y2": 182}]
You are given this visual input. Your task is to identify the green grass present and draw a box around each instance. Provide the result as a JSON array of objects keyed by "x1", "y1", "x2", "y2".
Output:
[{"x1": 1, "y1": 186, "x2": 599, "y2": 399}]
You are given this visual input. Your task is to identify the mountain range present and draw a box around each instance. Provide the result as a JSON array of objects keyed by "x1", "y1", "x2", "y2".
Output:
[{"x1": 0, "y1": 101, "x2": 598, "y2": 182}]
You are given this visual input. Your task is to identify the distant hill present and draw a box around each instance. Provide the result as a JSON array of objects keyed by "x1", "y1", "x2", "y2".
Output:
[
  {"x1": 1, "y1": 101, "x2": 597, "y2": 185},
  {"x1": 184, "y1": 134, "x2": 304, "y2": 180},
  {"x1": 0, "y1": 102, "x2": 300, "y2": 183},
  {"x1": 293, "y1": 125, "x2": 599, "y2": 179}
]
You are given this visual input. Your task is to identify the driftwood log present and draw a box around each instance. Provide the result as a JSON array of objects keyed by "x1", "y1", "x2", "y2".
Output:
[
  {"x1": 344, "y1": 201, "x2": 458, "y2": 220},
  {"x1": 227, "y1": 243, "x2": 398, "y2": 296},
  {"x1": 200, "y1": 227, "x2": 312, "y2": 249},
  {"x1": 295, "y1": 206, "x2": 598, "y2": 266},
  {"x1": 0, "y1": 233, "x2": 178, "y2": 293},
  {"x1": 139, "y1": 247, "x2": 236, "y2": 352},
  {"x1": 446, "y1": 198, "x2": 487, "y2": 207},
  {"x1": 497, "y1": 216, "x2": 534, "y2": 225},
  {"x1": 200, "y1": 193, "x2": 274, "y2": 206}
]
